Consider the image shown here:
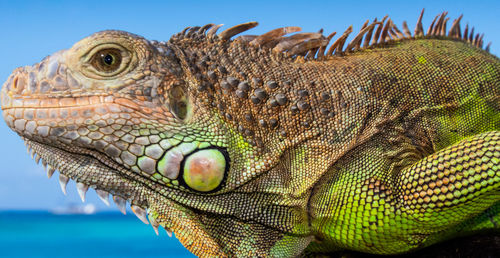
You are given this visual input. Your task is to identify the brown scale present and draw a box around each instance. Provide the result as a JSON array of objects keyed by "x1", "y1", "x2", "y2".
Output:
[{"x1": 165, "y1": 9, "x2": 489, "y2": 152}]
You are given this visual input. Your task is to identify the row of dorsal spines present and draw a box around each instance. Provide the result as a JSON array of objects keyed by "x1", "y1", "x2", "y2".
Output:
[{"x1": 168, "y1": 9, "x2": 489, "y2": 61}]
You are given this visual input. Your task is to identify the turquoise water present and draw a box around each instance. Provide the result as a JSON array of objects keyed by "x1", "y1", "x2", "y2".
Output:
[{"x1": 0, "y1": 211, "x2": 195, "y2": 258}]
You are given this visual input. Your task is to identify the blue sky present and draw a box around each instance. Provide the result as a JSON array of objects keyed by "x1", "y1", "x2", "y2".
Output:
[{"x1": 0, "y1": 0, "x2": 498, "y2": 211}]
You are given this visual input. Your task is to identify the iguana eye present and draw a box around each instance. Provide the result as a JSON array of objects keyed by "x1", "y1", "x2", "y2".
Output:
[
  {"x1": 83, "y1": 44, "x2": 132, "y2": 77},
  {"x1": 91, "y1": 48, "x2": 122, "y2": 72},
  {"x1": 182, "y1": 149, "x2": 226, "y2": 192}
]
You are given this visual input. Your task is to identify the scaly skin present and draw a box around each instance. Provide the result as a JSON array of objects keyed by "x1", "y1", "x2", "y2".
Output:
[{"x1": 1, "y1": 11, "x2": 499, "y2": 256}]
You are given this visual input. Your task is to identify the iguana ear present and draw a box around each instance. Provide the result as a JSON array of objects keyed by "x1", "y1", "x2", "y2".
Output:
[
  {"x1": 167, "y1": 84, "x2": 190, "y2": 121},
  {"x1": 153, "y1": 43, "x2": 197, "y2": 123}
]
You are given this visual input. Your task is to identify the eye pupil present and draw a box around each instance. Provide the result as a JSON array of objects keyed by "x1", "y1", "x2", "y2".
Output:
[
  {"x1": 91, "y1": 48, "x2": 123, "y2": 74},
  {"x1": 103, "y1": 54, "x2": 114, "y2": 65}
]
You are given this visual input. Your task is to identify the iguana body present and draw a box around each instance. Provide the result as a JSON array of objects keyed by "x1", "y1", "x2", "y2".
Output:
[{"x1": 1, "y1": 10, "x2": 499, "y2": 256}]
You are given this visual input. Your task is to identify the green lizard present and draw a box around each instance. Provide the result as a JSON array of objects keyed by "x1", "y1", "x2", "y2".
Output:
[{"x1": 1, "y1": 10, "x2": 499, "y2": 256}]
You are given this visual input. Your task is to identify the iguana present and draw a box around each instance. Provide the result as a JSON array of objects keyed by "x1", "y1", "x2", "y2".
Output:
[{"x1": 1, "y1": 9, "x2": 499, "y2": 257}]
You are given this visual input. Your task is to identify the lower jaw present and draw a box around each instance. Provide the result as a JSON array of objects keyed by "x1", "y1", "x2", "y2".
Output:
[{"x1": 23, "y1": 137, "x2": 177, "y2": 236}]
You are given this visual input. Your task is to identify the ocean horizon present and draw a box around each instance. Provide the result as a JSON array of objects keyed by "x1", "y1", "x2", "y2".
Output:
[{"x1": 0, "y1": 210, "x2": 194, "y2": 258}]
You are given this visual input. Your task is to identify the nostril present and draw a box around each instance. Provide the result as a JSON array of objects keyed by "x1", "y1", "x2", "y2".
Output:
[
  {"x1": 12, "y1": 76, "x2": 18, "y2": 90},
  {"x1": 11, "y1": 74, "x2": 26, "y2": 94}
]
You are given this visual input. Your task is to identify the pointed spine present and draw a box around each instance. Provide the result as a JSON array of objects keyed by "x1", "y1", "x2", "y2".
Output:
[
  {"x1": 355, "y1": 20, "x2": 370, "y2": 49},
  {"x1": 468, "y1": 27, "x2": 475, "y2": 42},
  {"x1": 207, "y1": 24, "x2": 223, "y2": 38},
  {"x1": 96, "y1": 189, "x2": 111, "y2": 206},
  {"x1": 165, "y1": 227, "x2": 173, "y2": 237},
  {"x1": 372, "y1": 16, "x2": 388, "y2": 45},
  {"x1": 363, "y1": 18, "x2": 377, "y2": 47},
  {"x1": 113, "y1": 196, "x2": 127, "y2": 215},
  {"x1": 219, "y1": 22, "x2": 258, "y2": 40},
  {"x1": 250, "y1": 26, "x2": 301, "y2": 46},
  {"x1": 317, "y1": 32, "x2": 336, "y2": 58},
  {"x1": 379, "y1": 19, "x2": 392, "y2": 43},
  {"x1": 346, "y1": 22, "x2": 377, "y2": 52},
  {"x1": 47, "y1": 165, "x2": 55, "y2": 178},
  {"x1": 441, "y1": 17, "x2": 449, "y2": 36},
  {"x1": 131, "y1": 205, "x2": 149, "y2": 225},
  {"x1": 148, "y1": 214, "x2": 160, "y2": 235},
  {"x1": 427, "y1": 13, "x2": 439, "y2": 35},
  {"x1": 478, "y1": 34, "x2": 484, "y2": 48},
  {"x1": 391, "y1": 22, "x2": 404, "y2": 39},
  {"x1": 76, "y1": 182, "x2": 89, "y2": 202},
  {"x1": 273, "y1": 33, "x2": 323, "y2": 52},
  {"x1": 415, "y1": 9, "x2": 425, "y2": 36},
  {"x1": 463, "y1": 24, "x2": 469, "y2": 41},
  {"x1": 448, "y1": 15, "x2": 463, "y2": 38},
  {"x1": 197, "y1": 24, "x2": 214, "y2": 35},
  {"x1": 59, "y1": 174, "x2": 69, "y2": 195},
  {"x1": 333, "y1": 25, "x2": 353, "y2": 55},
  {"x1": 432, "y1": 12, "x2": 447, "y2": 36},
  {"x1": 402, "y1": 21, "x2": 412, "y2": 38}
]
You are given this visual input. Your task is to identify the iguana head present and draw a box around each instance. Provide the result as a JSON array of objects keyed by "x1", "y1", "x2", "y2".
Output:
[{"x1": 1, "y1": 27, "x2": 319, "y2": 256}]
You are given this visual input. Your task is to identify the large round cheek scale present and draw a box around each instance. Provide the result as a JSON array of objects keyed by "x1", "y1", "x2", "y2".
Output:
[{"x1": 183, "y1": 149, "x2": 225, "y2": 192}]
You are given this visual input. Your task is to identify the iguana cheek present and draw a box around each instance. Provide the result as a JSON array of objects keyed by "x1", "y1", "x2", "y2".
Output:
[
  {"x1": 183, "y1": 149, "x2": 226, "y2": 192},
  {"x1": 157, "y1": 149, "x2": 184, "y2": 179}
]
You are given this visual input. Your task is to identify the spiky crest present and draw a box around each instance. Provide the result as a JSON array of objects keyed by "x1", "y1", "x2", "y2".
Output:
[{"x1": 169, "y1": 9, "x2": 490, "y2": 61}]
